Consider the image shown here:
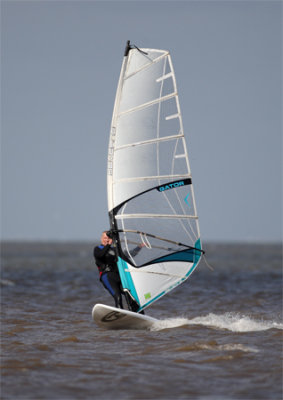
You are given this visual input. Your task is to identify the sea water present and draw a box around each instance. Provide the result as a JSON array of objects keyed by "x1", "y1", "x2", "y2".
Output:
[{"x1": 1, "y1": 242, "x2": 282, "y2": 400}]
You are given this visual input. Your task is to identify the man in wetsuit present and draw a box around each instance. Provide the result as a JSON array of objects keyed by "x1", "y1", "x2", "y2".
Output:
[
  {"x1": 93, "y1": 231, "x2": 124, "y2": 309},
  {"x1": 94, "y1": 230, "x2": 145, "y2": 311}
]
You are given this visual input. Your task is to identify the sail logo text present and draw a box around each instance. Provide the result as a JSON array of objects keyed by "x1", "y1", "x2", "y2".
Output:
[{"x1": 158, "y1": 181, "x2": 185, "y2": 192}]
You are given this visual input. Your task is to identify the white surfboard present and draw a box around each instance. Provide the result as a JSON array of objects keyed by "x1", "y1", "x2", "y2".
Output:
[{"x1": 92, "y1": 303, "x2": 157, "y2": 330}]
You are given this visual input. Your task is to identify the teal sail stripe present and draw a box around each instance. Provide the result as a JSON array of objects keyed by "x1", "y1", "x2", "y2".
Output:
[
  {"x1": 117, "y1": 257, "x2": 140, "y2": 305},
  {"x1": 151, "y1": 241, "x2": 202, "y2": 264},
  {"x1": 152, "y1": 238, "x2": 202, "y2": 266}
]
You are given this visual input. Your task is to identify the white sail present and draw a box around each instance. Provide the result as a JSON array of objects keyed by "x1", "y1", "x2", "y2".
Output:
[{"x1": 107, "y1": 41, "x2": 203, "y2": 311}]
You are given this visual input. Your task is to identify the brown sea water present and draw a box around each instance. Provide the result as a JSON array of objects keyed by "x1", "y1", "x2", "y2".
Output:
[{"x1": 1, "y1": 242, "x2": 282, "y2": 400}]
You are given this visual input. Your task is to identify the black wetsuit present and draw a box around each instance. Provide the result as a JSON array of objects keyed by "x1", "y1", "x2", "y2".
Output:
[{"x1": 93, "y1": 244, "x2": 123, "y2": 309}]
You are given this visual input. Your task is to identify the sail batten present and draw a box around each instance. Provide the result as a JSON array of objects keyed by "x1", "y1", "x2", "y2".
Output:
[
  {"x1": 166, "y1": 113, "x2": 180, "y2": 120},
  {"x1": 115, "y1": 214, "x2": 198, "y2": 219},
  {"x1": 118, "y1": 92, "x2": 177, "y2": 117},
  {"x1": 107, "y1": 42, "x2": 203, "y2": 311},
  {"x1": 124, "y1": 269, "x2": 185, "y2": 278},
  {"x1": 156, "y1": 72, "x2": 173, "y2": 82},
  {"x1": 115, "y1": 133, "x2": 184, "y2": 150},
  {"x1": 113, "y1": 174, "x2": 192, "y2": 184}
]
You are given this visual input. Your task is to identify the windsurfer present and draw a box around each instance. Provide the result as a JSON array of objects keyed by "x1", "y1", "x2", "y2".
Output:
[
  {"x1": 94, "y1": 231, "x2": 124, "y2": 309},
  {"x1": 93, "y1": 231, "x2": 144, "y2": 310}
]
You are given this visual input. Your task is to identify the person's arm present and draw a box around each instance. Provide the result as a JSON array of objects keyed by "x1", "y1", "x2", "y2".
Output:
[
  {"x1": 94, "y1": 244, "x2": 111, "y2": 259},
  {"x1": 129, "y1": 244, "x2": 145, "y2": 257}
]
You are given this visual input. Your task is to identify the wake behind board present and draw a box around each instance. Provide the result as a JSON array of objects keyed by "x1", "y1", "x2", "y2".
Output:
[{"x1": 92, "y1": 303, "x2": 157, "y2": 330}]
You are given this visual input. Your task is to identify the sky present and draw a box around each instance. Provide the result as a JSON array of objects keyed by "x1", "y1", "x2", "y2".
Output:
[{"x1": 1, "y1": 0, "x2": 282, "y2": 243}]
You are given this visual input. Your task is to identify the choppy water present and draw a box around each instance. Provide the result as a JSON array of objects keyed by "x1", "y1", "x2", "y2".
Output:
[{"x1": 1, "y1": 242, "x2": 282, "y2": 400}]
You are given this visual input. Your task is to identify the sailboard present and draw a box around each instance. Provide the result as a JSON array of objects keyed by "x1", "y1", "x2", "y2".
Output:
[
  {"x1": 93, "y1": 40, "x2": 204, "y2": 329},
  {"x1": 92, "y1": 304, "x2": 157, "y2": 330}
]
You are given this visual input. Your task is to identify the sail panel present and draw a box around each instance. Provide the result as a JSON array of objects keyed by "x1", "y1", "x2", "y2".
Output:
[
  {"x1": 115, "y1": 95, "x2": 181, "y2": 147},
  {"x1": 117, "y1": 239, "x2": 201, "y2": 308},
  {"x1": 125, "y1": 49, "x2": 168, "y2": 79},
  {"x1": 112, "y1": 174, "x2": 191, "y2": 209},
  {"x1": 114, "y1": 179, "x2": 199, "y2": 268},
  {"x1": 120, "y1": 56, "x2": 174, "y2": 114}
]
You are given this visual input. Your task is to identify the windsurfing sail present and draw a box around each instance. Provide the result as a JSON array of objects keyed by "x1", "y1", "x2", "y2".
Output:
[{"x1": 107, "y1": 40, "x2": 203, "y2": 312}]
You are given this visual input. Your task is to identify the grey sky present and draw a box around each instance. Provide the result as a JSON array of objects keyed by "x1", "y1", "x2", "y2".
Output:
[{"x1": 1, "y1": 1, "x2": 282, "y2": 243}]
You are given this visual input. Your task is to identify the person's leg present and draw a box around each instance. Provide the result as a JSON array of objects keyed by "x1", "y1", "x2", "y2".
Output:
[
  {"x1": 107, "y1": 272, "x2": 123, "y2": 309},
  {"x1": 100, "y1": 273, "x2": 120, "y2": 308}
]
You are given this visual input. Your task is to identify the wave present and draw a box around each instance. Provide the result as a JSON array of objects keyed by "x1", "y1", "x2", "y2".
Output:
[
  {"x1": 175, "y1": 342, "x2": 259, "y2": 353},
  {"x1": 151, "y1": 312, "x2": 283, "y2": 332},
  {"x1": 0, "y1": 279, "x2": 15, "y2": 287}
]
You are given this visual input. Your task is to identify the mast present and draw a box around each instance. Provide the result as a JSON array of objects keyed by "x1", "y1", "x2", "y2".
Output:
[{"x1": 108, "y1": 40, "x2": 132, "y2": 233}]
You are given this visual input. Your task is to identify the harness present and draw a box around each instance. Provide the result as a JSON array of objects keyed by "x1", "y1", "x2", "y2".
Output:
[
  {"x1": 95, "y1": 245, "x2": 117, "y2": 277},
  {"x1": 96, "y1": 262, "x2": 114, "y2": 276}
]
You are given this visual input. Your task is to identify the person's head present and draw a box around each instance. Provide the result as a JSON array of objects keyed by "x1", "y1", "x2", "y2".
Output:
[{"x1": 101, "y1": 231, "x2": 112, "y2": 246}]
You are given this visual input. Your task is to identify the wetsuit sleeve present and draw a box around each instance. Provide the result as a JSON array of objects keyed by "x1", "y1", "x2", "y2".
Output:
[
  {"x1": 129, "y1": 246, "x2": 142, "y2": 257},
  {"x1": 94, "y1": 244, "x2": 111, "y2": 260}
]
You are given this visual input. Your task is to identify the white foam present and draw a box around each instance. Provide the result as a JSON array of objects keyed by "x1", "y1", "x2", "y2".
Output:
[
  {"x1": 151, "y1": 312, "x2": 283, "y2": 333},
  {"x1": 151, "y1": 317, "x2": 189, "y2": 331},
  {"x1": 217, "y1": 343, "x2": 259, "y2": 352},
  {"x1": 0, "y1": 279, "x2": 15, "y2": 287}
]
